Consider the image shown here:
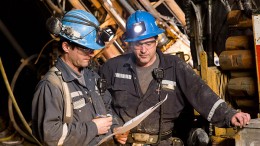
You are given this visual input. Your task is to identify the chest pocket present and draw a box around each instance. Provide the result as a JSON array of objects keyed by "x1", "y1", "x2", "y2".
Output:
[
  {"x1": 161, "y1": 80, "x2": 183, "y2": 118},
  {"x1": 112, "y1": 73, "x2": 139, "y2": 108},
  {"x1": 113, "y1": 72, "x2": 136, "y2": 94}
]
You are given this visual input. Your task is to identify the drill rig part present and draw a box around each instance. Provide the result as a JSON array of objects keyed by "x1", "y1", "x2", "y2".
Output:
[{"x1": 118, "y1": 0, "x2": 135, "y2": 15}]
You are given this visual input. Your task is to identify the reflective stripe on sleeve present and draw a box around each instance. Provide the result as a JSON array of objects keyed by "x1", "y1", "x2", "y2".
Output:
[
  {"x1": 207, "y1": 99, "x2": 225, "y2": 121},
  {"x1": 57, "y1": 123, "x2": 68, "y2": 146}
]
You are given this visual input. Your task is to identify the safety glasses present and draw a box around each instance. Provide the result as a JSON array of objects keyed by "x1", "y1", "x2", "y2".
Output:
[
  {"x1": 133, "y1": 40, "x2": 157, "y2": 50},
  {"x1": 75, "y1": 46, "x2": 95, "y2": 54},
  {"x1": 69, "y1": 41, "x2": 95, "y2": 54}
]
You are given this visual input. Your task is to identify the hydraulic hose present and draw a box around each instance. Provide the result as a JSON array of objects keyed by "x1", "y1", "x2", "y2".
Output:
[
  {"x1": 35, "y1": 38, "x2": 56, "y2": 64},
  {"x1": 0, "y1": 57, "x2": 42, "y2": 146},
  {"x1": 184, "y1": 0, "x2": 199, "y2": 69},
  {"x1": 184, "y1": 0, "x2": 191, "y2": 36},
  {"x1": 0, "y1": 121, "x2": 15, "y2": 142},
  {"x1": 8, "y1": 54, "x2": 39, "y2": 144}
]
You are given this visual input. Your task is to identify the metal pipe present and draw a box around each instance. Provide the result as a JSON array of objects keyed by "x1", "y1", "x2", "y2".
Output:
[
  {"x1": 129, "y1": 0, "x2": 145, "y2": 11},
  {"x1": 237, "y1": 0, "x2": 244, "y2": 10},
  {"x1": 113, "y1": 41, "x2": 125, "y2": 54},
  {"x1": 138, "y1": 0, "x2": 162, "y2": 20},
  {"x1": 207, "y1": 0, "x2": 214, "y2": 66},
  {"x1": 242, "y1": 0, "x2": 253, "y2": 16},
  {"x1": 100, "y1": 0, "x2": 126, "y2": 31},
  {"x1": 45, "y1": 0, "x2": 63, "y2": 14},
  {"x1": 118, "y1": 0, "x2": 135, "y2": 15},
  {"x1": 220, "y1": 0, "x2": 231, "y2": 12},
  {"x1": 153, "y1": 0, "x2": 164, "y2": 8},
  {"x1": 0, "y1": 20, "x2": 27, "y2": 59}
]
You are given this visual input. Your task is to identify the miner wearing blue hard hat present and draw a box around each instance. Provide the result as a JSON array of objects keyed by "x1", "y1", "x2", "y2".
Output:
[
  {"x1": 99, "y1": 10, "x2": 250, "y2": 145},
  {"x1": 32, "y1": 9, "x2": 117, "y2": 146}
]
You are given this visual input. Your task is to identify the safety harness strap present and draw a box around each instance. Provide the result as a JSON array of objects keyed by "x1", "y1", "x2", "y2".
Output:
[{"x1": 47, "y1": 66, "x2": 73, "y2": 124}]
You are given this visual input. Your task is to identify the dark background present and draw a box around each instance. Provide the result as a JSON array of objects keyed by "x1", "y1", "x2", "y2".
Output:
[{"x1": 0, "y1": 0, "x2": 51, "y2": 127}]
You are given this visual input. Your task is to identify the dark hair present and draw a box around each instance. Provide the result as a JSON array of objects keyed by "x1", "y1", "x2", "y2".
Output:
[{"x1": 59, "y1": 37, "x2": 77, "y2": 51}]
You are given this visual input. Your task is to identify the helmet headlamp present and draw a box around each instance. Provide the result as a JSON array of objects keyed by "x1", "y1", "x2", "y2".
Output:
[
  {"x1": 46, "y1": 16, "x2": 62, "y2": 36},
  {"x1": 124, "y1": 10, "x2": 165, "y2": 42},
  {"x1": 46, "y1": 10, "x2": 115, "y2": 49},
  {"x1": 97, "y1": 27, "x2": 115, "y2": 46},
  {"x1": 61, "y1": 26, "x2": 82, "y2": 39},
  {"x1": 134, "y1": 24, "x2": 143, "y2": 33},
  {"x1": 128, "y1": 21, "x2": 146, "y2": 38}
]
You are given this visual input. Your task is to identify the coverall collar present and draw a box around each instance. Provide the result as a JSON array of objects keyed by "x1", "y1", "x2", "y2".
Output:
[{"x1": 55, "y1": 57, "x2": 83, "y2": 82}]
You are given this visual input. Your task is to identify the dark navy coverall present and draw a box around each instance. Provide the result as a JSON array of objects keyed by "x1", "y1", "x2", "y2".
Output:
[{"x1": 99, "y1": 49, "x2": 238, "y2": 145}]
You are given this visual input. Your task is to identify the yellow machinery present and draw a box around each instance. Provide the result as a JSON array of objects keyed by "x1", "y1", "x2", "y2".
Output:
[{"x1": 1, "y1": 0, "x2": 260, "y2": 145}]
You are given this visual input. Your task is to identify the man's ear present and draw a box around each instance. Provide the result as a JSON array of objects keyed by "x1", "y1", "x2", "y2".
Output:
[{"x1": 62, "y1": 41, "x2": 70, "y2": 53}]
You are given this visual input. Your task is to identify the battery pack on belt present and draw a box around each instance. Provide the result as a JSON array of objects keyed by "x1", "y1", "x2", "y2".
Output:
[{"x1": 127, "y1": 131, "x2": 172, "y2": 144}]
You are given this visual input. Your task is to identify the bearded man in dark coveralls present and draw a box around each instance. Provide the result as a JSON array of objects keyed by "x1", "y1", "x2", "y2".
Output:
[{"x1": 99, "y1": 10, "x2": 251, "y2": 146}]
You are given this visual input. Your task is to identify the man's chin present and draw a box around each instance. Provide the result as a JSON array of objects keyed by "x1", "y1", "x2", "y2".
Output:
[
  {"x1": 81, "y1": 63, "x2": 90, "y2": 68},
  {"x1": 137, "y1": 60, "x2": 149, "y2": 67}
]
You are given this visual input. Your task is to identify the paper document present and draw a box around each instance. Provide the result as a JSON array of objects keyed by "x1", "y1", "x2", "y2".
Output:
[{"x1": 97, "y1": 94, "x2": 168, "y2": 146}]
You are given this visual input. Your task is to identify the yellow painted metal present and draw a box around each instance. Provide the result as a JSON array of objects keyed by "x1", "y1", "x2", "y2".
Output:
[
  {"x1": 211, "y1": 135, "x2": 235, "y2": 145},
  {"x1": 160, "y1": 39, "x2": 176, "y2": 52},
  {"x1": 199, "y1": 51, "x2": 238, "y2": 140},
  {"x1": 68, "y1": 0, "x2": 85, "y2": 10},
  {"x1": 200, "y1": 51, "x2": 208, "y2": 84},
  {"x1": 90, "y1": 0, "x2": 102, "y2": 9}
]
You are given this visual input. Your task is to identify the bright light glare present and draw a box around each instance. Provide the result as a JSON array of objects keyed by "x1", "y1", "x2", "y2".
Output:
[{"x1": 134, "y1": 25, "x2": 142, "y2": 33}]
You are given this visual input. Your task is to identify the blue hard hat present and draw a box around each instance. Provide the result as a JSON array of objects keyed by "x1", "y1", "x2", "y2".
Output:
[
  {"x1": 124, "y1": 10, "x2": 165, "y2": 42},
  {"x1": 60, "y1": 9, "x2": 103, "y2": 50}
]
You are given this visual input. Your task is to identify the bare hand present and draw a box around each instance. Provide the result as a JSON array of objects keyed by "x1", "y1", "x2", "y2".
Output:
[
  {"x1": 92, "y1": 116, "x2": 112, "y2": 135},
  {"x1": 114, "y1": 127, "x2": 130, "y2": 144},
  {"x1": 231, "y1": 112, "x2": 251, "y2": 128}
]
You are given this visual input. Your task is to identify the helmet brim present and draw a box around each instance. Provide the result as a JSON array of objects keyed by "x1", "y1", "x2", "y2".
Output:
[{"x1": 124, "y1": 29, "x2": 165, "y2": 42}]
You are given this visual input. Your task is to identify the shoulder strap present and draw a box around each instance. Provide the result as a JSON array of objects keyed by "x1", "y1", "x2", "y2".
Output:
[{"x1": 47, "y1": 66, "x2": 73, "y2": 123}]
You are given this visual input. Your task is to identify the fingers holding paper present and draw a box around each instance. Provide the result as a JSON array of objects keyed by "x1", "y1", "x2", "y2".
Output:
[{"x1": 114, "y1": 127, "x2": 130, "y2": 144}]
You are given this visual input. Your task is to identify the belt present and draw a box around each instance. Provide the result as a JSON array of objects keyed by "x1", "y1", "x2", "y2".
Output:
[{"x1": 127, "y1": 131, "x2": 172, "y2": 144}]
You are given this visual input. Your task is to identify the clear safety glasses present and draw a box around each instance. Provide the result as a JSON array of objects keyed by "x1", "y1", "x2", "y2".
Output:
[
  {"x1": 133, "y1": 40, "x2": 157, "y2": 50},
  {"x1": 76, "y1": 46, "x2": 95, "y2": 54}
]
